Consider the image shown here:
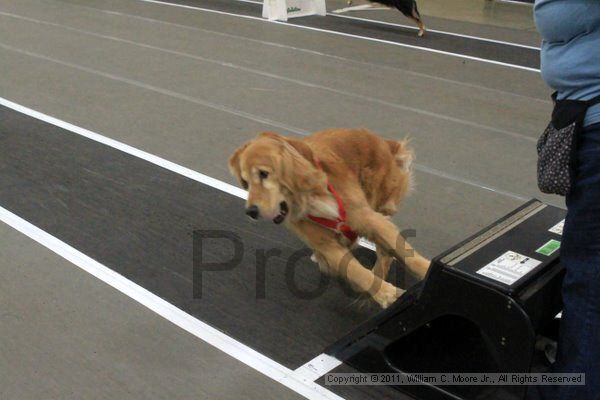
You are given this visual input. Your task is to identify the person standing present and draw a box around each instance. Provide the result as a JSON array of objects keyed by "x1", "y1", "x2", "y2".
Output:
[{"x1": 531, "y1": 1, "x2": 600, "y2": 399}]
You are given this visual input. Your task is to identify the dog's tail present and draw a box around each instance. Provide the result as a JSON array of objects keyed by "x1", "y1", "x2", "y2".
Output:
[{"x1": 387, "y1": 138, "x2": 414, "y2": 173}]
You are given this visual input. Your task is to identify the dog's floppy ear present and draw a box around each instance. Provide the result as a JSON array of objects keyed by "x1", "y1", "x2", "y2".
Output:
[
  {"x1": 283, "y1": 137, "x2": 314, "y2": 162},
  {"x1": 279, "y1": 137, "x2": 326, "y2": 194},
  {"x1": 228, "y1": 141, "x2": 251, "y2": 187},
  {"x1": 257, "y1": 131, "x2": 313, "y2": 161}
]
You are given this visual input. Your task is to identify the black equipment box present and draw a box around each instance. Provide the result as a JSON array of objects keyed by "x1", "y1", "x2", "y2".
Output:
[{"x1": 326, "y1": 200, "x2": 566, "y2": 400}]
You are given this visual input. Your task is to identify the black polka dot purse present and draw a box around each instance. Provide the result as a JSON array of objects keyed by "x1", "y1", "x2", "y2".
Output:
[{"x1": 537, "y1": 93, "x2": 600, "y2": 196}]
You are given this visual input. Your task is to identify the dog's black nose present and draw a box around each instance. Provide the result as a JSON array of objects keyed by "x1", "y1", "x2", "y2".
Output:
[{"x1": 245, "y1": 205, "x2": 259, "y2": 220}]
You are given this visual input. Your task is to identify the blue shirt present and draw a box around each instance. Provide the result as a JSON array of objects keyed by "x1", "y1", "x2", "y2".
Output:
[{"x1": 534, "y1": 0, "x2": 600, "y2": 127}]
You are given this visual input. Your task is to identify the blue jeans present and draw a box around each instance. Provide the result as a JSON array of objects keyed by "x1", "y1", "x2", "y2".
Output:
[{"x1": 531, "y1": 122, "x2": 600, "y2": 399}]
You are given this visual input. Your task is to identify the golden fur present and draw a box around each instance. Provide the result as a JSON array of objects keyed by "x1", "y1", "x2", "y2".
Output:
[{"x1": 229, "y1": 128, "x2": 431, "y2": 308}]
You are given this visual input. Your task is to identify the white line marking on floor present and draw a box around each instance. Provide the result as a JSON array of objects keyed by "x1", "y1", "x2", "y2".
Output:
[
  {"x1": 0, "y1": 205, "x2": 343, "y2": 400},
  {"x1": 0, "y1": 10, "x2": 534, "y2": 143},
  {"x1": 295, "y1": 354, "x2": 343, "y2": 382},
  {"x1": 0, "y1": 97, "x2": 247, "y2": 200},
  {"x1": 236, "y1": 0, "x2": 541, "y2": 50},
  {"x1": 0, "y1": 42, "x2": 531, "y2": 200},
  {"x1": 134, "y1": 0, "x2": 540, "y2": 73}
]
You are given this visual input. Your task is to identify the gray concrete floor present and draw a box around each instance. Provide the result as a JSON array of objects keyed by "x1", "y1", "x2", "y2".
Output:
[
  {"x1": 0, "y1": 0, "x2": 558, "y2": 398},
  {"x1": 0, "y1": 222, "x2": 304, "y2": 400}
]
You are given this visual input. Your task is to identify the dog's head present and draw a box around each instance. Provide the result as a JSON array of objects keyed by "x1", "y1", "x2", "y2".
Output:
[{"x1": 228, "y1": 132, "x2": 327, "y2": 224}]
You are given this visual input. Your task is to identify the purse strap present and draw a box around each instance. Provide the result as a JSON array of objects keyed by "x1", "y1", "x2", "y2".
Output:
[
  {"x1": 551, "y1": 92, "x2": 600, "y2": 129},
  {"x1": 586, "y1": 93, "x2": 600, "y2": 107},
  {"x1": 551, "y1": 92, "x2": 600, "y2": 106}
]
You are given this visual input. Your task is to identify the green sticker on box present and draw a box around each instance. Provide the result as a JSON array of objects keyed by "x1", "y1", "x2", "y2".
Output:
[{"x1": 536, "y1": 239, "x2": 561, "y2": 256}]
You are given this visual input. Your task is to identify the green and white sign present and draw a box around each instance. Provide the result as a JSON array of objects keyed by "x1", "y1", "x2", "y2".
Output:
[{"x1": 536, "y1": 239, "x2": 561, "y2": 256}]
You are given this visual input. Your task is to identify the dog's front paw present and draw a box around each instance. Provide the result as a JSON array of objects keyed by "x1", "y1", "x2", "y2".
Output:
[{"x1": 373, "y1": 283, "x2": 404, "y2": 309}]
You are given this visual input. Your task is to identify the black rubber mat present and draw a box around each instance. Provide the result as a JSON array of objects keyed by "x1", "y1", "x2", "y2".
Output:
[
  {"x1": 161, "y1": 0, "x2": 540, "y2": 70},
  {"x1": 0, "y1": 105, "x2": 417, "y2": 399}
]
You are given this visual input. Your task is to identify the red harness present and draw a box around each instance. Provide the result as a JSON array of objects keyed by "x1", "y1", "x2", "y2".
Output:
[{"x1": 307, "y1": 159, "x2": 358, "y2": 242}]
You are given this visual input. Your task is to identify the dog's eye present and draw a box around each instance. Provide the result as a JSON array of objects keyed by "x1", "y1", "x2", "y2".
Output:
[
  {"x1": 241, "y1": 179, "x2": 248, "y2": 189},
  {"x1": 259, "y1": 170, "x2": 269, "y2": 180}
]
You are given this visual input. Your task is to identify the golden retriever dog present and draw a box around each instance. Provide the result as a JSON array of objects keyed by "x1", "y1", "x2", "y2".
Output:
[{"x1": 228, "y1": 129, "x2": 431, "y2": 308}]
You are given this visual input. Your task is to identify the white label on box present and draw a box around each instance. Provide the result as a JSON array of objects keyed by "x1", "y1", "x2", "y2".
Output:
[
  {"x1": 477, "y1": 251, "x2": 542, "y2": 285},
  {"x1": 549, "y1": 220, "x2": 564, "y2": 235}
]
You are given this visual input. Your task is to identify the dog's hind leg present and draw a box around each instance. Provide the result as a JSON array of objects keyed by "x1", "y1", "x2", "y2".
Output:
[
  {"x1": 292, "y1": 221, "x2": 403, "y2": 308},
  {"x1": 408, "y1": 4, "x2": 425, "y2": 37},
  {"x1": 395, "y1": 0, "x2": 426, "y2": 37},
  {"x1": 413, "y1": 16, "x2": 425, "y2": 37},
  {"x1": 373, "y1": 244, "x2": 393, "y2": 281},
  {"x1": 347, "y1": 208, "x2": 431, "y2": 279},
  {"x1": 325, "y1": 244, "x2": 403, "y2": 308}
]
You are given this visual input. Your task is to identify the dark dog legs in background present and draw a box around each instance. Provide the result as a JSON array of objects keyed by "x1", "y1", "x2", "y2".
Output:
[
  {"x1": 390, "y1": 0, "x2": 425, "y2": 36},
  {"x1": 346, "y1": 0, "x2": 426, "y2": 37},
  {"x1": 407, "y1": 1, "x2": 426, "y2": 37}
]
